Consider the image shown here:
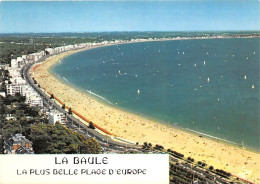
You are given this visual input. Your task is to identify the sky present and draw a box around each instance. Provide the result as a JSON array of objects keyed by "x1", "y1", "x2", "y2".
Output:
[{"x1": 0, "y1": 1, "x2": 259, "y2": 33}]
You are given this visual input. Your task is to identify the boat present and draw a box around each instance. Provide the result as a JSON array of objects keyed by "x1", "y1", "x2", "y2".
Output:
[
  {"x1": 137, "y1": 89, "x2": 140, "y2": 95},
  {"x1": 252, "y1": 84, "x2": 255, "y2": 89},
  {"x1": 194, "y1": 64, "x2": 197, "y2": 67},
  {"x1": 207, "y1": 77, "x2": 210, "y2": 83},
  {"x1": 244, "y1": 75, "x2": 247, "y2": 80},
  {"x1": 203, "y1": 61, "x2": 206, "y2": 66},
  {"x1": 118, "y1": 70, "x2": 121, "y2": 74}
]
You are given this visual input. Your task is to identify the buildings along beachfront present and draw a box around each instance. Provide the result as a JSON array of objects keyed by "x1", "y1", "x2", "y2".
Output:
[{"x1": 1, "y1": 40, "x2": 135, "y2": 108}]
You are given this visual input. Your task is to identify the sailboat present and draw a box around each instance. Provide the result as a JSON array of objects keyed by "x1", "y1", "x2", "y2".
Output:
[{"x1": 137, "y1": 89, "x2": 140, "y2": 95}]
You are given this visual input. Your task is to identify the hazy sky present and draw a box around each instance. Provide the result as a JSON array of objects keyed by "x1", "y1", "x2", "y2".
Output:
[{"x1": 0, "y1": 1, "x2": 259, "y2": 33}]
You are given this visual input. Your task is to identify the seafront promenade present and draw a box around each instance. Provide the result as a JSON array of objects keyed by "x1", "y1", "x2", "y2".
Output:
[{"x1": 31, "y1": 37, "x2": 260, "y2": 183}]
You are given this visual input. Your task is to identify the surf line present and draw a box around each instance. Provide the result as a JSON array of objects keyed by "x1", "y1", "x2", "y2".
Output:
[
  {"x1": 86, "y1": 90, "x2": 114, "y2": 105},
  {"x1": 63, "y1": 77, "x2": 69, "y2": 83},
  {"x1": 185, "y1": 128, "x2": 238, "y2": 146}
]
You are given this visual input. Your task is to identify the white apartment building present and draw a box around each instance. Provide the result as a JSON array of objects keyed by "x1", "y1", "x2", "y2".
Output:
[
  {"x1": 22, "y1": 55, "x2": 27, "y2": 60},
  {"x1": 25, "y1": 95, "x2": 43, "y2": 107},
  {"x1": 10, "y1": 77, "x2": 27, "y2": 85},
  {"x1": 0, "y1": 91, "x2": 6, "y2": 97},
  {"x1": 7, "y1": 83, "x2": 22, "y2": 95},
  {"x1": 48, "y1": 110, "x2": 66, "y2": 125},
  {"x1": 21, "y1": 84, "x2": 35, "y2": 97},
  {"x1": 7, "y1": 82, "x2": 43, "y2": 106},
  {"x1": 28, "y1": 51, "x2": 44, "y2": 62},
  {"x1": 45, "y1": 48, "x2": 54, "y2": 55},
  {"x1": 8, "y1": 69, "x2": 21, "y2": 78},
  {"x1": 11, "y1": 59, "x2": 18, "y2": 68}
]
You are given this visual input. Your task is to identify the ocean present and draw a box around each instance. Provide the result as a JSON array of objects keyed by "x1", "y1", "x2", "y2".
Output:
[{"x1": 51, "y1": 38, "x2": 260, "y2": 151}]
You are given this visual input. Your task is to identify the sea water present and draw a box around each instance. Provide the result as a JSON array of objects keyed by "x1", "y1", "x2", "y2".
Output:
[{"x1": 51, "y1": 38, "x2": 260, "y2": 151}]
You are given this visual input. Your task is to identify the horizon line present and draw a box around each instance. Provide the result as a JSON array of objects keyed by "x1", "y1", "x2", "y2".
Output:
[{"x1": 0, "y1": 30, "x2": 259, "y2": 34}]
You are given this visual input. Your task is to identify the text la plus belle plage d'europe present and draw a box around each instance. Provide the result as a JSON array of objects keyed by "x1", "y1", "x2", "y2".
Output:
[
  {"x1": 17, "y1": 156, "x2": 109, "y2": 176},
  {"x1": 17, "y1": 156, "x2": 147, "y2": 176}
]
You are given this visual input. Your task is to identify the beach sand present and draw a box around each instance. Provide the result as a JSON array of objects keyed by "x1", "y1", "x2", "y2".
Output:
[{"x1": 32, "y1": 47, "x2": 260, "y2": 183}]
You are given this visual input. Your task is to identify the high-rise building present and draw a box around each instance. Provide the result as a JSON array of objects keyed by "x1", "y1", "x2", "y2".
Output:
[{"x1": 48, "y1": 110, "x2": 67, "y2": 125}]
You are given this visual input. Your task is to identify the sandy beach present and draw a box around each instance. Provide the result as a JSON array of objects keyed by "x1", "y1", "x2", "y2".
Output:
[{"x1": 32, "y1": 46, "x2": 260, "y2": 182}]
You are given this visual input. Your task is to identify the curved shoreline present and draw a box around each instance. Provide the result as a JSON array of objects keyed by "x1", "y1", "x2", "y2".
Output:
[
  {"x1": 32, "y1": 40, "x2": 260, "y2": 182},
  {"x1": 50, "y1": 39, "x2": 259, "y2": 152}
]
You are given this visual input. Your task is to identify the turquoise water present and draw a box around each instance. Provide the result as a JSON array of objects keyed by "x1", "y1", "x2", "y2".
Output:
[{"x1": 51, "y1": 38, "x2": 260, "y2": 151}]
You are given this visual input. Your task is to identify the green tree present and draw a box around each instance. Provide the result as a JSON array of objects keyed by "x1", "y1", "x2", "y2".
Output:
[
  {"x1": 209, "y1": 166, "x2": 214, "y2": 170},
  {"x1": 27, "y1": 123, "x2": 100, "y2": 154},
  {"x1": 77, "y1": 134, "x2": 100, "y2": 154},
  {"x1": 0, "y1": 82, "x2": 6, "y2": 92},
  {"x1": 68, "y1": 108, "x2": 72, "y2": 115},
  {"x1": 88, "y1": 121, "x2": 95, "y2": 129}
]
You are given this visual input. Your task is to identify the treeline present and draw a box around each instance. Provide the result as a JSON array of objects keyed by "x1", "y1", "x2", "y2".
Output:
[
  {"x1": 170, "y1": 163, "x2": 207, "y2": 184},
  {"x1": 0, "y1": 42, "x2": 44, "y2": 64},
  {"x1": 0, "y1": 94, "x2": 101, "y2": 154},
  {"x1": 140, "y1": 142, "x2": 233, "y2": 182}
]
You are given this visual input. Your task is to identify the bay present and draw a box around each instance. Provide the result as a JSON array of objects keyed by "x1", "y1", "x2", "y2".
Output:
[{"x1": 51, "y1": 38, "x2": 260, "y2": 151}]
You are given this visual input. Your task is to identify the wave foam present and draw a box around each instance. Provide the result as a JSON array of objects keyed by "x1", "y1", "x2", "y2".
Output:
[
  {"x1": 63, "y1": 77, "x2": 69, "y2": 83},
  {"x1": 86, "y1": 90, "x2": 114, "y2": 105},
  {"x1": 185, "y1": 128, "x2": 238, "y2": 145}
]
